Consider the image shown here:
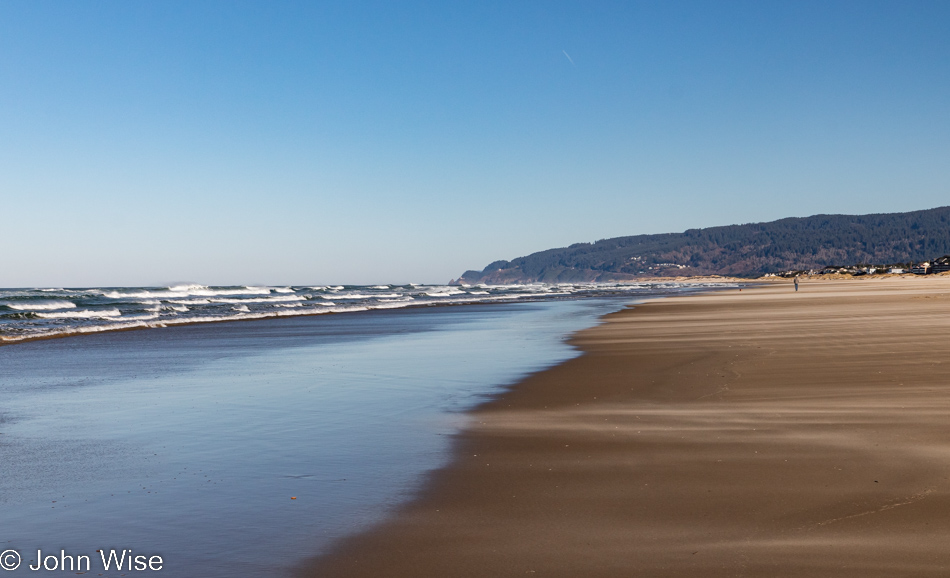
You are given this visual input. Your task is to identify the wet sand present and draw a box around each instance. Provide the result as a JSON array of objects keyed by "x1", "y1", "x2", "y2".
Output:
[{"x1": 300, "y1": 277, "x2": 950, "y2": 577}]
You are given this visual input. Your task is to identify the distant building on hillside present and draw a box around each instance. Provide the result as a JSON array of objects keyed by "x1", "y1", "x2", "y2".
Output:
[
  {"x1": 932, "y1": 256, "x2": 950, "y2": 273},
  {"x1": 911, "y1": 262, "x2": 932, "y2": 275},
  {"x1": 766, "y1": 255, "x2": 949, "y2": 277}
]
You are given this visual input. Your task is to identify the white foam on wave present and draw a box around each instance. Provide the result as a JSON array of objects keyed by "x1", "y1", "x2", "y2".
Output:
[
  {"x1": 143, "y1": 305, "x2": 185, "y2": 314},
  {"x1": 0, "y1": 281, "x2": 744, "y2": 346},
  {"x1": 0, "y1": 291, "x2": 28, "y2": 299},
  {"x1": 167, "y1": 283, "x2": 208, "y2": 292},
  {"x1": 210, "y1": 295, "x2": 305, "y2": 304},
  {"x1": 37, "y1": 308, "x2": 122, "y2": 319},
  {"x1": 104, "y1": 288, "x2": 192, "y2": 299},
  {"x1": 103, "y1": 285, "x2": 273, "y2": 300},
  {"x1": 480, "y1": 283, "x2": 534, "y2": 290},
  {"x1": 3, "y1": 285, "x2": 623, "y2": 344},
  {"x1": 102, "y1": 290, "x2": 174, "y2": 299},
  {"x1": 120, "y1": 313, "x2": 161, "y2": 321},
  {"x1": 422, "y1": 288, "x2": 465, "y2": 297},
  {"x1": 1, "y1": 306, "x2": 346, "y2": 343},
  {"x1": 190, "y1": 286, "x2": 273, "y2": 297},
  {"x1": 320, "y1": 293, "x2": 379, "y2": 300},
  {"x1": 368, "y1": 301, "x2": 419, "y2": 310},
  {"x1": 273, "y1": 287, "x2": 295, "y2": 293},
  {"x1": 485, "y1": 291, "x2": 571, "y2": 300},
  {"x1": 2, "y1": 300, "x2": 78, "y2": 311}
]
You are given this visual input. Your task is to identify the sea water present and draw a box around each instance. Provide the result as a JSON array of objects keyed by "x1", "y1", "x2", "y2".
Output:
[
  {"x1": 0, "y1": 287, "x2": 728, "y2": 576},
  {"x1": 0, "y1": 282, "x2": 727, "y2": 344}
]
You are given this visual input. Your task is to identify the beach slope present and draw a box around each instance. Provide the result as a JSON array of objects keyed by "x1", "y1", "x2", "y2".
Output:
[{"x1": 300, "y1": 278, "x2": 950, "y2": 577}]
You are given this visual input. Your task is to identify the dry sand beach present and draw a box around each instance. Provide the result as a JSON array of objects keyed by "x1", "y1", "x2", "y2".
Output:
[{"x1": 301, "y1": 277, "x2": 950, "y2": 577}]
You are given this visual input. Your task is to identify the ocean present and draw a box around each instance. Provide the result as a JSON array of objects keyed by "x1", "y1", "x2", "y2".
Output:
[
  {"x1": 0, "y1": 282, "x2": 717, "y2": 344},
  {"x1": 0, "y1": 283, "x2": 733, "y2": 576}
]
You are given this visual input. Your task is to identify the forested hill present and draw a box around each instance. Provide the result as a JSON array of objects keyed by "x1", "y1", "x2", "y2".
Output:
[{"x1": 457, "y1": 207, "x2": 950, "y2": 283}]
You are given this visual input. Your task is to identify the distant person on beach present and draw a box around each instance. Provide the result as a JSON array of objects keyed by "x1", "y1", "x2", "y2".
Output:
[{"x1": 794, "y1": 276, "x2": 799, "y2": 291}]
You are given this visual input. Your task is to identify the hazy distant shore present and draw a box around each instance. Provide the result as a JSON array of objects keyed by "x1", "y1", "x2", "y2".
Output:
[{"x1": 302, "y1": 275, "x2": 950, "y2": 577}]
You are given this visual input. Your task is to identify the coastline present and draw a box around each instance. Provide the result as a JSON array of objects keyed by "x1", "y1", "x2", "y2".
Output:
[
  {"x1": 299, "y1": 276, "x2": 950, "y2": 577},
  {"x1": 0, "y1": 298, "x2": 647, "y2": 348},
  {"x1": 0, "y1": 298, "x2": 629, "y2": 577},
  {"x1": 0, "y1": 279, "x2": 745, "y2": 348}
]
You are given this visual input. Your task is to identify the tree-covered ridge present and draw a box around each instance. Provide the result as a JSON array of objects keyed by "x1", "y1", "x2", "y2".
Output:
[{"x1": 458, "y1": 206, "x2": 950, "y2": 282}]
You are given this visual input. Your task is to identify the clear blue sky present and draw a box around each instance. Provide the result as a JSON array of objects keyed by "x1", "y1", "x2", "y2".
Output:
[{"x1": 2, "y1": 1, "x2": 948, "y2": 286}]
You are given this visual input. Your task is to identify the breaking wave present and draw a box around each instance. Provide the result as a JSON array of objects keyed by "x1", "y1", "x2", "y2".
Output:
[{"x1": 0, "y1": 281, "x2": 739, "y2": 344}]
